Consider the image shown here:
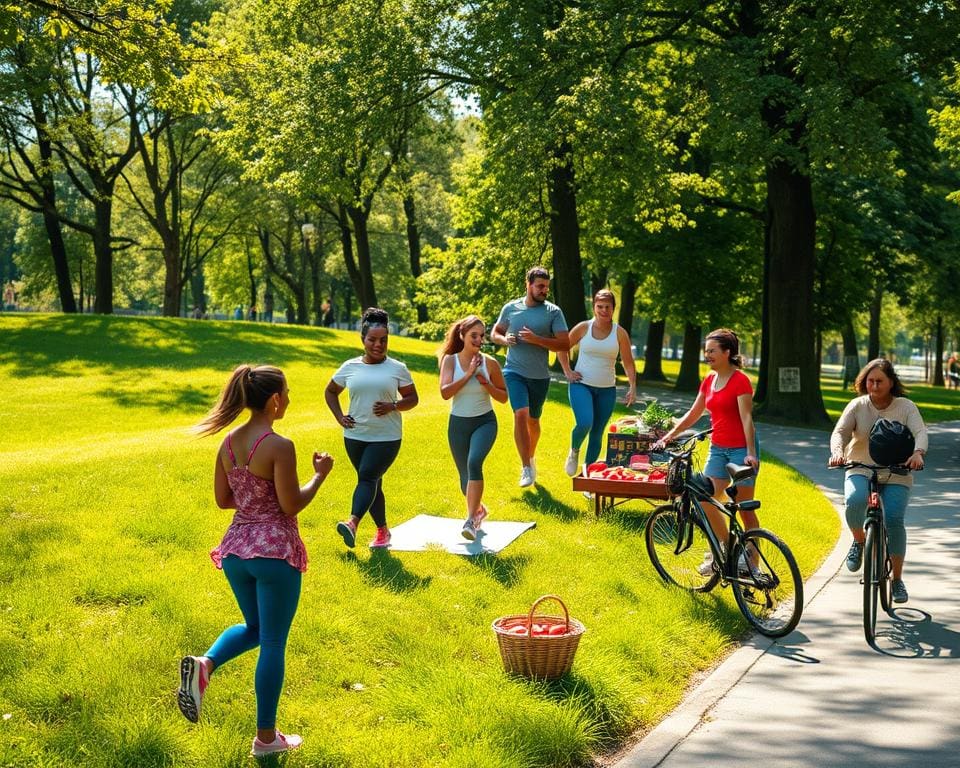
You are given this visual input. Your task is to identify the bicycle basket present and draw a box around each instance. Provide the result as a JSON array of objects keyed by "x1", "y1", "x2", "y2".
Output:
[{"x1": 667, "y1": 456, "x2": 690, "y2": 495}]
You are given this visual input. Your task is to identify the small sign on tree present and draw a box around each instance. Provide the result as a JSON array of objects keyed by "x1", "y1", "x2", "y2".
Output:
[{"x1": 778, "y1": 367, "x2": 801, "y2": 393}]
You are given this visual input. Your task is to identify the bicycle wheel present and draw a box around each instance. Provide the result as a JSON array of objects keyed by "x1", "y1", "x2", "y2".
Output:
[
  {"x1": 645, "y1": 503, "x2": 719, "y2": 592},
  {"x1": 730, "y1": 529, "x2": 803, "y2": 638},
  {"x1": 863, "y1": 522, "x2": 881, "y2": 643},
  {"x1": 876, "y1": 524, "x2": 893, "y2": 614}
]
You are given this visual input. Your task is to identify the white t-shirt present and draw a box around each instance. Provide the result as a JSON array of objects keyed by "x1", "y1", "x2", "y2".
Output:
[{"x1": 331, "y1": 356, "x2": 413, "y2": 442}]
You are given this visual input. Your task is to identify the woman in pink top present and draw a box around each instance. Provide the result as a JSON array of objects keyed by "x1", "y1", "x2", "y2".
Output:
[
  {"x1": 177, "y1": 364, "x2": 334, "y2": 758},
  {"x1": 656, "y1": 329, "x2": 761, "y2": 576}
]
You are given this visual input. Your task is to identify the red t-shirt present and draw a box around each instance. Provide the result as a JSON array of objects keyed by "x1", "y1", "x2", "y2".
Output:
[{"x1": 699, "y1": 369, "x2": 753, "y2": 448}]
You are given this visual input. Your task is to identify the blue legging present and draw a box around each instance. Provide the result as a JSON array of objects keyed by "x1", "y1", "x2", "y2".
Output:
[
  {"x1": 844, "y1": 474, "x2": 911, "y2": 558},
  {"x1": 205, "y1": 555, "x2": 302, "y2": 730},
  {"x1": 447, "y1": 411, "x2": 498, "y2": 493},
  {"x1": 344, "y1": 437, "x2": 401, "y2": 528},
  {"x1": 568, "y1": 382, "x2": 617, "y2": 464}
]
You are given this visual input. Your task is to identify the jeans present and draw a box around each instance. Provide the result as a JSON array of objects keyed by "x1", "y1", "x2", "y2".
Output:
[
  {"x1": 568, "y1": 382, "x2": 617, "y2": 465},
  {"x1": 844, "y1": 473, "x2": 911, "y2": 558},
  {"x1": 206, "y1": 555, "x2": 302, "y2": 730}
]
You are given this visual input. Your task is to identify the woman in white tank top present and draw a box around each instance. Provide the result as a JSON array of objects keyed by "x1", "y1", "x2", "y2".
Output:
[
  {"x1": 438, "y1": 315, "x2": 508, "y2": 539},
  {"x1": 558, "y1": 290, "x2": 636, "y2": 478}
]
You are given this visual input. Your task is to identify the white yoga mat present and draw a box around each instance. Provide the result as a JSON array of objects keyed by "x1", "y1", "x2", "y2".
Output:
[{"x1": 386, "y1": 514, "x2": 536, "y2": 555}]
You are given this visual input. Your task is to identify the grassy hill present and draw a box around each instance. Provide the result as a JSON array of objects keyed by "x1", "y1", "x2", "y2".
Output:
[{"x1": 0, "y1": 314, "x2": 837, "y2": 768}]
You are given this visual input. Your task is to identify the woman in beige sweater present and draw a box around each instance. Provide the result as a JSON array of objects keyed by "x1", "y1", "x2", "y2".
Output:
[{"x1": 828, "y1": 359, "x2": 928, "y2": 604}]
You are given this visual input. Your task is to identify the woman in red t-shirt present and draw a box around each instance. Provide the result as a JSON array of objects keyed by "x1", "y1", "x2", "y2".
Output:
[{"x1": 656, "y1": 329, "x2": 760, "y2": 575}]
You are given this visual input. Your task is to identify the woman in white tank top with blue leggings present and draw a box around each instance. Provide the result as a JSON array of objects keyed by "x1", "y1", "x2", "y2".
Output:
[
  {"x1": 439, "y1": 315, "x2": 509, "y2": 539},
  {"x1": 558, "y1": 290, "x2": 636, "y2": 477}
]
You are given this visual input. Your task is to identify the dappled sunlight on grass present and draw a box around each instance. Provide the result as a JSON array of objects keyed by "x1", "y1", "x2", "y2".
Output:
[{"x1": 0, "y1": 314, "x2": 840, "y2": 767}]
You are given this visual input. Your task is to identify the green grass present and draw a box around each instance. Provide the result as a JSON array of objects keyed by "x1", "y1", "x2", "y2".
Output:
[{"x1": 0, "y1": 314, "x2": 838, "y2": 767}]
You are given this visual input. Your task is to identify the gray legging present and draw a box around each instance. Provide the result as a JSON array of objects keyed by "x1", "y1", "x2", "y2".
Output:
[{"x1": 447, "y1": 411, "x2": 498, "y2": 494}]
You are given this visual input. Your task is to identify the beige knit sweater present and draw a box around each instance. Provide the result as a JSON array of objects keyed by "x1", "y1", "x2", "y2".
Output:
[{"x1": 829, "y1": 395, "x2": 928, "y2": 487}]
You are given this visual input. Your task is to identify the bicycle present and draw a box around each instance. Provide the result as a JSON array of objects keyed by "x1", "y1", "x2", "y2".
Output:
[
  {"x1": 829, "y1": 461, "x2": 912, "y2": 645},
  {"x1": 644, "y1": 429, "x2": 803, "y2": 638}
]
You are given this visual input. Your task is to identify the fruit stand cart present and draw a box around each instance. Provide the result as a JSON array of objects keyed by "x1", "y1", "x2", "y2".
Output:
[
  {"x1": 572, "y1": 471, "x2": 671, "y2": 516},
  {"x1": 574, "y1": 400, "x2": 677, "y2": 516}
]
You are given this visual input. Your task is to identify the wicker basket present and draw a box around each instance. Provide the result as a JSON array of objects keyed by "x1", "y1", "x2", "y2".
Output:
[{"x1": 491, "y1": 595, "x2": 586, "y2": 680}]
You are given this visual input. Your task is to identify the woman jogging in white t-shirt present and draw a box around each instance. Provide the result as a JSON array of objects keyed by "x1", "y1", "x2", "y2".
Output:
[{"x1": 438, "y1": 315, "x2": 508, "y2": 539}]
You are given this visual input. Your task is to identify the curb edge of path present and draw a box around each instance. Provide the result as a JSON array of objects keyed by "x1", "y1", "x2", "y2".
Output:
[{"x1": 613, "y1": 443, "x2": 850, "y2": 768}]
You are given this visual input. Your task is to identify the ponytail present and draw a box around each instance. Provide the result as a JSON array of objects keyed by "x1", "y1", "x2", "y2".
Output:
[
  {"x1": 438, "y1": 315, "x2": 483, "y2": 361},
  {"x1": 194, "y1": 364, "x2": 285, "y2": 436}
]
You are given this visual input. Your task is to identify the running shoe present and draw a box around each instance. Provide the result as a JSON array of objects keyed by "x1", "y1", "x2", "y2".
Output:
[
  {"x1": 369, "y1": 527, "x2": 391, "y2": 549},
  {"x1": 845, "y1": 541, "x2": 863, "y2": 572},
  {"x1": 337, "y1": 518, "x2": 357, "y2": 549},
  {"x1": 177, "y1": 656, "x2": 209, "y2": 723},
  {"x1": 564, "y1": 449, "x2": 580, "y2": 477},
  {"x1": 892, "y1": 579, "x2": 909, "y2": 604},
  {"x1": 251, "y1": 731, "x2": 303, "y2": 757},
  {"x1": 519, "y1": 466, "x2": 534, "y2": 488}
]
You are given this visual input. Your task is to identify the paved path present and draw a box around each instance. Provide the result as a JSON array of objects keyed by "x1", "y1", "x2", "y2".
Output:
[{"x1": 617, "y1": 420, "x2": 960, "y2": 768}]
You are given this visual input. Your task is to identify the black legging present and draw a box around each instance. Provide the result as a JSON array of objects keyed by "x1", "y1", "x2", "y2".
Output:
[{"x1": 344, "y1": 437, "x2": 402, "y2": 528}]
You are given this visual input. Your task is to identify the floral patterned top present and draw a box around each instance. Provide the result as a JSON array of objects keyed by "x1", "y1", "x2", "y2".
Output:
[{"x1": 210, "y1": 430, "x2": 308, "y2": 573}]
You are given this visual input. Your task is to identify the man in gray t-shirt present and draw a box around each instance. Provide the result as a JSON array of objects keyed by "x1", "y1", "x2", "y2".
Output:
[{"x1": 492, "y1": 266, "x2": 569, "y2": 488}]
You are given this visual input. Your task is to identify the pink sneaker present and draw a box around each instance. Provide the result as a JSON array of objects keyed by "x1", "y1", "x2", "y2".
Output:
[
  {"x1": 369, "y1": 526, "x2": 391, "y2": 548},
  {"x1": 177, "y1": 656, "x2": 209, "y2": 723},
  {"x1": 472, "y1": 503, "x2": 488, "y2": 529},
  {"x1": 337, "y1": 518, "x2": 357, "y2": 548},
  {"x1": 251, "y1": 731, "x2": 303, "y2": 757}
]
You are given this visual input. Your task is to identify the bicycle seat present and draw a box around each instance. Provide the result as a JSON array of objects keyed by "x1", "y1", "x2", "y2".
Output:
[{"x1": 725, "y1": 462, "x2": 756, "y2": 482}]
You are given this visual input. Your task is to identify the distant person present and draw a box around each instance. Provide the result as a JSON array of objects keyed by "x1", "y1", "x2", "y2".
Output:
[
  {"x1": 438, "y1": 315, "x2": 508, "y2": 539},
  {"x1": 180, "y1": 364, "x2": 334, "y2": 757},
  {"x1": 248, "y1": 305, "x2": 257, "y2": 322},
  {"x1": 829, "y1": 358, "x2": 928, "y2": 603},
  {"x1": 192, "y1": 306, "x2": 203, "y2": 320},
  {"x1": 558, "y1": 289, "x2": 636, "y2": 477},
  {"x1": 491, "y1": 266, "x2": 569, "y2": 487},
  {"x1": 947, "y1": 354, "x2": 959, "y2": 389},
  {"x1": 654, "y1": 329, "x2": 761, "y2": 577},
  {"x1": 325, "y1": 307, "x2": 419, "y2": 549},
  {"x1": 3, "y1": 282, "x2": 14, "y2": 311},
  {"x1": 234, "y1": 306, "x2": 243, "y2": 321}
]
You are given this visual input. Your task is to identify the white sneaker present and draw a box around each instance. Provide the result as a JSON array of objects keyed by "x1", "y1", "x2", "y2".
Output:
[
  {"x1": 582, "y1": 491, "x2": 593, "y2": 500},
  {"x1": 519, "y1": 466, "x2": 535, "y2": 487},
  {"x1": 564, "y1": 449, "x2": 580, "y2": 477}
]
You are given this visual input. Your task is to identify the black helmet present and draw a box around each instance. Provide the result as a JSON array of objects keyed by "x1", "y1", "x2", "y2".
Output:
[{"x1": 868, "y1": 419, "x2": 915, "y2": 466}]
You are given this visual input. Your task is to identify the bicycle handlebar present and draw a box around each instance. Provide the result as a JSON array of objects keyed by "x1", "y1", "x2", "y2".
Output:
[
  {"x1": 660, "y1": 427, "x2": 713, "y2": 456},
  {"x1": 828, "y1": 461, "x2": 913, "y2": 475}
]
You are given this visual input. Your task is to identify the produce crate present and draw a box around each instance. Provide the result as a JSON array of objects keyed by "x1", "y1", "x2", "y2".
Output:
[{"x1": 605, "y1": 432, "x2": 658, "y2": 465}]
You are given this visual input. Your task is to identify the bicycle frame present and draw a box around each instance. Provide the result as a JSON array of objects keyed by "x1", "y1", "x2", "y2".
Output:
[{"x1": 668, "y1": 431, "x2": 759, "y2": 586}]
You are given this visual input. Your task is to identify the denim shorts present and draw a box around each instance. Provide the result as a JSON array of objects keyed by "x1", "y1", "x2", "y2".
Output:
[
  {"x1": 503, "y1": 371, "x2": 550, "y2": 419},
  {"x1": 704, "y1": 445, "x2": 758, "y2": 487}
]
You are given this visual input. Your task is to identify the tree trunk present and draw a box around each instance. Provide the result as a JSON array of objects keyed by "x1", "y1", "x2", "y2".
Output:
[
  {"x1": 675, "y1": 323, "x2": 702, "y2": 391},
  {"x1": 616, "y1": 272, "x2": 638, "y2": 377},
  {"x1": 753, "y1": 160, "x2": 829, "y2": 424},
  {"x1": 591, "y1": 267, "x2": 608, "y2": 296},
  {"x1": 547, "y1": 145, "x2": 587, "y2": 328},
  {"x1": 755, "y1": 206, "x2": 772, "y2": 403},
  {"x1": 640, "y1": 319, "x2": 667, "y2": 381},
  {"x1": 841, "y1": 315, "x2": 859, "y2": 388},
  {"x1": 41, "y1": 207, "x2": 77, "y2": 313},
  {"x1": 335, "y1": 203, "x2": 363, "y2": 307},
  {"x1": 346, "y1": 204, "x2": 377, "y2": 310},
  {"x1": 402, "y1": 192, "x2": 428, "y2": 324},
  {"x1": 867, "y1": 284, "x2": 882, "y2": 361},
  {"x1": 31, "y1": 98, "x2": 77, "y2": 313},
  {"x1": 933, "y1": 315, "x2": 945, "y2": 386},
  {"x1": 92, "y1": 195, "x2": 114, "y2": 314},
  {"x1": 617, "y1": 272, "x2": 637, "y2": 340}
]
